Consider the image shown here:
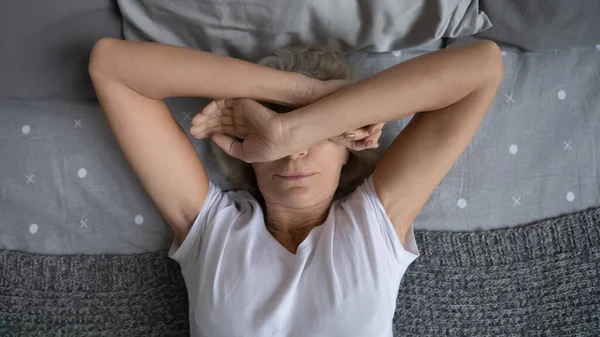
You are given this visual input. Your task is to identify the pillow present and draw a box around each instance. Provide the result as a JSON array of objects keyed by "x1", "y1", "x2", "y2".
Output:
[
  {"x1": 117, "y1": 0, "x2": 491, "y2": 59},
  {"x1": 0, "y1": 0, "x2": 122, "y2": 99},
  {"x1": 476, "y1": 0, "x2": 600, "y2": 51}
]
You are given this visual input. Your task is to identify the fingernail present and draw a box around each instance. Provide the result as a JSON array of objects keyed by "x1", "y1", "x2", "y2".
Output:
[
  {"x1": 367, "y1": 140, "x2": 373, "y2": 147},
  {"x1": 345, "y1": 133, "x2": 355, "y2": 139}
]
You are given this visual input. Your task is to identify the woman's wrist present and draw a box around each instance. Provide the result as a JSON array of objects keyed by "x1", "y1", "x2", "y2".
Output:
[
  {"x1": 277, "y1": 105, "x2": 327, "y2": 150},
  {"x1": 253, "y1": 72, "x2": 318, "y2": 107}
]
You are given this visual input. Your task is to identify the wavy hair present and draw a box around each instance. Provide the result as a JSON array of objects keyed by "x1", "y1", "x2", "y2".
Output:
[{"x1": 206, "y1": 46, "x2": 380, "y2": 205}]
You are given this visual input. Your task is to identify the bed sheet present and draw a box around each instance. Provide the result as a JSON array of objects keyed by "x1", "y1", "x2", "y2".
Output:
[{"x1": 1, "y1": 42, "x2": 599, "y2": 254}]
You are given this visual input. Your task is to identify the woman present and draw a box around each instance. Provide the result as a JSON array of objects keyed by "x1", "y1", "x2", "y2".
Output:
[{"x1": 89, "y1": 39, "x2": 503, "y2": 336}]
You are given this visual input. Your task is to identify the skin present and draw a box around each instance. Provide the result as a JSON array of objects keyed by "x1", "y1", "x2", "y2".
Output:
[
  {"x1": 89, "y1": 38, "x2": 503, "y2": 254},
  {"x1": 252, "y1": 139, "x2": 350, "y2": 251}
]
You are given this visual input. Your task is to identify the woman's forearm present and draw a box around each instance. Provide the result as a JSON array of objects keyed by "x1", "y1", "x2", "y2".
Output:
[
  {"x1": 282, "y1": 41, "x2": 503, "y2": 146},
  {"x1": 88, "y1": 38, "x2": 313, "y2": 105}
]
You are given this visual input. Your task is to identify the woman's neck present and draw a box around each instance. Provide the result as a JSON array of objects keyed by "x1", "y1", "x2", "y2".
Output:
[{"x1": 263, "y1": 199, "x2": 332, "y2": 254}]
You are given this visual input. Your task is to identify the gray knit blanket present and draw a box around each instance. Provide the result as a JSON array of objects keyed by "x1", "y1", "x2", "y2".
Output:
[{"x1": 1, "y1": 208, "x2": 599, "y2": 337}]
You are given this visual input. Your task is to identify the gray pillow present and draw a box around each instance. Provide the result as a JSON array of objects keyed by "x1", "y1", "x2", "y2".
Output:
[
  {"x1": 117, "y1": 0, "x2": 491, "y2": 59},
  {"x1": 476, "y1": 0, "x2": 600, "y2": 51},
  {"x1": 0, "y1": 0, "x2": 122, "y2": 99}
]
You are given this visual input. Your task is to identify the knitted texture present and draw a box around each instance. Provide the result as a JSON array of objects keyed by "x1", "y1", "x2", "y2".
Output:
[
  {"x1": 0, "y1": 251, "x2": 189, "y2": 336},
  {"x1": 393, "y1": 207, "x2": 600, "y2": 336},
  {"x1": 1, "y1": 208, "x2": 599, "y2": 336}
]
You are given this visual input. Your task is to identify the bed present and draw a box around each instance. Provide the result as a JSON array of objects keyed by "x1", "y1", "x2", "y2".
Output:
[{"x1": 1, "y1": 0, "x2": 599, "y2": 335}]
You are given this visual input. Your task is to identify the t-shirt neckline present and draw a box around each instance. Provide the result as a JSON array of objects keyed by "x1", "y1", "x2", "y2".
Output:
[
  {"x1": 260, "y1": 222, "x2": 319, "y2": 258},
  {"x1": 259, "y1": 208, "x2": 334, "y2": 259}
]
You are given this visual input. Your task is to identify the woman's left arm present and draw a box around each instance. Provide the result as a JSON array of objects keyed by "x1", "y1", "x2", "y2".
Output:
[{"x1": 89, "y1": 38, "x2": 315, "y2": 244}]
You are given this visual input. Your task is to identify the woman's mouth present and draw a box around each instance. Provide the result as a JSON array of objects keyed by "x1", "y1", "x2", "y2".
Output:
[{"x1": 276, "y1": 173, "x2": 315, "y2": 180}]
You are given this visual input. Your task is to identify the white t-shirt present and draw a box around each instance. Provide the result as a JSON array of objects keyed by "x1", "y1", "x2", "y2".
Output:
[{"x1": 169, "y1": 174, "x2": 420, "y2": 337}]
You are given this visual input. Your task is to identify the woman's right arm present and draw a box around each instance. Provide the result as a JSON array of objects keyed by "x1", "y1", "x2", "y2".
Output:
[
  {"x1": 283, "y1": 41, "x2": 503, "y2": 143},
  {"x1": 281, "y1": 41, "x2": 503, "y2": 245}
]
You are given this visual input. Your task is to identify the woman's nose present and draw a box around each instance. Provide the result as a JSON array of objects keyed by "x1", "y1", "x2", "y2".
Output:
[{"x1": 288, "y1": 149, "x2": 308, "y2": 160}]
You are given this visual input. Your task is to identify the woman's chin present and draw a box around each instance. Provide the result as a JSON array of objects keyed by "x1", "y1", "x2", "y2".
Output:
[{"x1": 274, "y1": 188, "x2": 315, "y2": 205}]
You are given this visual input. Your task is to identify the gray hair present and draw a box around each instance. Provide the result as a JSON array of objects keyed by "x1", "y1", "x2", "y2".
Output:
[{"x1": 207, "y1": 46, "x2": 380, "y2": 204}]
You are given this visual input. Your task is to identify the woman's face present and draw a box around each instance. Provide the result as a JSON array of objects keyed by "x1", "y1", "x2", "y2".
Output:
[{"x1": 251, "y1": 140, "x2": 349, "y2": 208}]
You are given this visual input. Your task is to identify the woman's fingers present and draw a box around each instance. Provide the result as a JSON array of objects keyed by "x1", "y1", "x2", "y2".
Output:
[
  {"x1": 211, "y1": 133, "x2": 266, "y2": 163},
  {"x1": 368, "y1": 122, "x2": 385, "y2": 134},
  {"x1": 222, "y1": 99, "x2": 235, "y2": 108},
  {"x1": 193, "y1": 100, "x2": 234, "y2": 125},
  {"x1": 205, "y1": 100, "x2": 230, "y2": 114},
  {"x1": 344, "y1": 126, "x2": 370, "y2": 140},
  {"x1": 192, "y1": 108, "x2": 232, "y2": 125},
  {"x1": 190, "y1": 114, "x2": 250, "y2": 139},
  {"x1": 349, "y1": 129, "x2": 382, "y2": 151},
  {"x1": 189, "y1": 124, "x2": 209, "y2": 138},
  {"x1": 191, "y1": 123, "x2": 236, "y2": 139},
  {"x1": 211, "y1": 134, "x2": 247, "y2": 162},
  {"x1": 195, "y1": 101, "x2": 219, "y2": 121},
  {"x1": 364, "y1": 129, "x2": 382, "y2": 148},
  {"x1": 191, "y1": 100, "x2": 232, "y2": 138},
  {"x1": 330, "y1": 132, "x2": 380, "y2": 151},
  {"x1": 344, "y1": 122, "x2": 384, "y2": 140}
]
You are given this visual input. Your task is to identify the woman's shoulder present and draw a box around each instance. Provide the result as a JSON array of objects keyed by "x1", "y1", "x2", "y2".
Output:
[
  {"x1": 337, "y1": 174, "x2": 375, "y2": 204},
  {"x1": 218, "y1": 186, "x2": 262, "y2": 212}
]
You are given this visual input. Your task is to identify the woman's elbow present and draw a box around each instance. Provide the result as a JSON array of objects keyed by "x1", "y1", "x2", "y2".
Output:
[
  {"x1": 478, "y1": 40, "x2": 504, "y2": 86},
  {"x1": 88, "y1": 37, "x2": 119, "y2": 82}
]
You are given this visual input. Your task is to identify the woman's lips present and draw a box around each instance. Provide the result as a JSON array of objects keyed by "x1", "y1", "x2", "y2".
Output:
[{"x1": 276, "y1": 173, "x2": 315, "y2": 180}]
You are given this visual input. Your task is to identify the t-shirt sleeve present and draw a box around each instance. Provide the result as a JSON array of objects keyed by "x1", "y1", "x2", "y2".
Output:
[
  {"x1": 345, "y1": 173, "x2": 420, "y2": 268},
  {"x1": 168, "y1": 179, "x2": 226, "y2": 265}
]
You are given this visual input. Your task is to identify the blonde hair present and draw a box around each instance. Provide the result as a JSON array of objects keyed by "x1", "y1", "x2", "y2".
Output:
[{"x1": 207, "y1": 46, "x2": 380, "y2": 204}]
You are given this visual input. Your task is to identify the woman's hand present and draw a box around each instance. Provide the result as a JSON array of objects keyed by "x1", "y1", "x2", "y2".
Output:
[
  {"x1": 192, "y1": 97, "x2": 383, "y2": 159},
  {"x1": 329, "y1": 123, "x2": 384, "y2": 150},
  {"x1": 190, "y1": 99, "x2": 297, "y2": 163}
]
